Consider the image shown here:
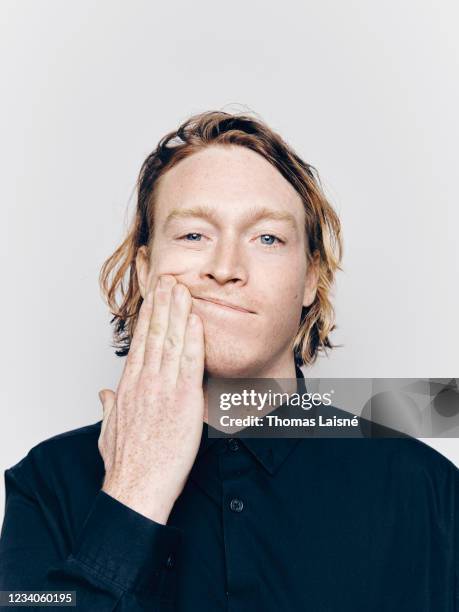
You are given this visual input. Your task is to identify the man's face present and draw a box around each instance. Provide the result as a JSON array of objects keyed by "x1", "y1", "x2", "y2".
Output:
[{"x1": 137, "y1": 145, "x2": 318, "y2": 377}]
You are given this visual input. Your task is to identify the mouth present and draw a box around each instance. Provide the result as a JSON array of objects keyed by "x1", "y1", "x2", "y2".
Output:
[{"x1": 193, "y1": 296, "x2": 256, "y2": 314}]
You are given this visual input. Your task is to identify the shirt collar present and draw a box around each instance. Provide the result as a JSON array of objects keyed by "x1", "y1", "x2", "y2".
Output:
[{"x1": 196, "y1": 363, "x2": 306, "y2": 475}]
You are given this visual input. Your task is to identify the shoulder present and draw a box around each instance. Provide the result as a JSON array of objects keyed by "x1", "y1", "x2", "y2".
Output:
[
  {"x1": 297, "y1": 412, "x2": 458, "y2": 484},
  {"x1": 362, "y1": 433, "x2": 457, "y2": 477},
  {"x1": 324, "y1": 403, "x2": 458, "y2": 477},
  {"x1": 345, "y1": 434, "x2": 458, "y2": 494},
  {"x1": 394, "y1": 436, "x2": 458, "y2": 469},
  {"x1": 388, "y1": 436, "x2": 458, "y2": 486}
]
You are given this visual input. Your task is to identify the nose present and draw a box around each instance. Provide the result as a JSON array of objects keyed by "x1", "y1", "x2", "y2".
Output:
[{"x1": 201, "y1": 233, "x2": 248, "y2": 286}]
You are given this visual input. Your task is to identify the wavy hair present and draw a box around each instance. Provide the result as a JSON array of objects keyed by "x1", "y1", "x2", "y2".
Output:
[{"x1": 99, "y1": 110, "x2": 343, "y2": 367}]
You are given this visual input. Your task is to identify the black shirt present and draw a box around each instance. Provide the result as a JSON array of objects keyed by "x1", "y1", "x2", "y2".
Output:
[{"x1": 0, "y1": 369, "x2": 458, "y2": 611}]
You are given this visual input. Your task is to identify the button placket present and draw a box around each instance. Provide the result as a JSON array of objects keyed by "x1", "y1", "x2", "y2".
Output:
[{"x1": 222, "y1": 476, "x2": 255, "y2": 601}]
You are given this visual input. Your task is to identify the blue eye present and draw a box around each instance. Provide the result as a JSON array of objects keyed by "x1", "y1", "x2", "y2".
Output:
[
  {"x1": 184, "y1": 233, "x2": 202, "y2": 241},
  {"x1": 260, "y1": 234, "x2": 280, "y2": 245}
]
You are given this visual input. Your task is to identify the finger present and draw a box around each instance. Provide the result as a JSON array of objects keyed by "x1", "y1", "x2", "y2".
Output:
[
  {"x1": 98, "y1": 388, "x2": 116, "y2": 437},
  {"x1": 116, "y1": 269, "x2": 157, "y2": 395},
  {"x1": 99, "y1": 389, "x2": 116, "y2": 413},
  {"x1": 143, "y1": 275, "x2": 177, "y2": 374},
  {"x1": 159, "y1": 283, "x2": 192, "y2": 384},
  {"x1": 178, "y1": 313, "x2": 205, "y2": 388}
]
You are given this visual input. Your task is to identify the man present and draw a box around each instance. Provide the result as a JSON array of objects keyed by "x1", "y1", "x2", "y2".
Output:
[{"x1": 0, "y1": 111, "x2": 457, "y2": 611}]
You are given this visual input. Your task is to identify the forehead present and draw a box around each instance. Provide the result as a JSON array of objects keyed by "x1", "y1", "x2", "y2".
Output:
[{"x1": 153, "y1": 145, "x2": 305, "y2": 223}]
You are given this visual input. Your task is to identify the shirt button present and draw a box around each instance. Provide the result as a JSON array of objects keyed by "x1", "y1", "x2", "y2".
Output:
[
  {"x1": 165, "y1": 554, "x2": 174, "y2": 569},
  {"x1": 229, "y1": 498, "x2": 244, "y2": 512},
  {"x1": 228, "y1": 438, "x2": 240, "y2": 451}
]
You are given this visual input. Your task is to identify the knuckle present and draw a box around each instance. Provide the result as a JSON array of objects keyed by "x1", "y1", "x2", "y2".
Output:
[
  {"x1": 164, "y1": 334, "x2": 179, "y2": 351},
  {"x1": 149, "y1": 321, "x2": 163, "y2": 337},
  {"x1": 137, "y1": 377, "x2": 162, "y2": 399},
  {"x1": 182, "y1": 351, "x2": 196, "y2": 365}
]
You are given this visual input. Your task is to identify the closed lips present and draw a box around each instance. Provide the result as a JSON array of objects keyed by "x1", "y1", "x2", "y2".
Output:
[{"x1": 194, "y1": 296, "x2": 255, "y2": 314}]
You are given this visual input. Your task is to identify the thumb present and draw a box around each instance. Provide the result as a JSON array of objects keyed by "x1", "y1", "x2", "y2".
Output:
[{"x1": 98, "y1": 389, "x2": 116, "y2": 416}]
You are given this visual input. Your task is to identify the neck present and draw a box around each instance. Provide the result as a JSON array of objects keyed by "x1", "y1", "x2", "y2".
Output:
[{"x1": 202, "y1": 354, "x2": 299, "y2": 424}]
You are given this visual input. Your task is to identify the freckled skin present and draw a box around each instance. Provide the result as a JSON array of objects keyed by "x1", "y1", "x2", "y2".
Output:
[
  {"x1": 98, "y1": 145, "x2": 320, "y2": 524},
  {"x1": 141, "y1": 145, "x2": 318, "y2": 379}
]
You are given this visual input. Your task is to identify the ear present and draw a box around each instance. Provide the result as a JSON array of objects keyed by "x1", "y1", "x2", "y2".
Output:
[
  {"x1": 302, "y1": 251, "x2": 320, "y2": 308},
  {"x1": 135, "y1": 246, "x2": 150, "y2": 299}
]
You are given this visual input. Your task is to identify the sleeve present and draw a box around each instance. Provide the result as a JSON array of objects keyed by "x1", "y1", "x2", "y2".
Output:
[
  {"x1": 455, "y1": 466, "x2": 459, "y2": 612},
  {"x1": 0, "y1": 466, "x2": 183, "y2": 611}
]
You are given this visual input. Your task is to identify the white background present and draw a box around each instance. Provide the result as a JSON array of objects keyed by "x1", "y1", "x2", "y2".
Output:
[{"x1": 1, "y1": 0, "x2": 458, "y2": 516}]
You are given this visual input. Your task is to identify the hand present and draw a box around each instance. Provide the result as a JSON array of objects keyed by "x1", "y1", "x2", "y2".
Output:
[{"x1": 97, "y1": 273, "x2": 205, "y2": 525}]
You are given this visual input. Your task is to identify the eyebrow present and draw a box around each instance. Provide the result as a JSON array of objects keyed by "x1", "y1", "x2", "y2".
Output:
[{"x1": 163, "y1": 205, "x2": 299, "y2": 230}]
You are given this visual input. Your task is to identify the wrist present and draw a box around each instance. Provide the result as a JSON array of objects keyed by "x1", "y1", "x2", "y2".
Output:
[{"x1": 102, "y1": 480, "x2": 175, "y2": 525}]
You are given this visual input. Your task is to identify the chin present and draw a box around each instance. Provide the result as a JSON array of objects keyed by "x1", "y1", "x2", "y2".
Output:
[{"x1": 203, "y1": 338, "x2": 263, "y2": 379}]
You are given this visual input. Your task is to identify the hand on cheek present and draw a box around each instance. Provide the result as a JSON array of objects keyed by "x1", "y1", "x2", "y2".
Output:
[{"x1": 98, "y1": 271, "x2": 205, "y2": 525}]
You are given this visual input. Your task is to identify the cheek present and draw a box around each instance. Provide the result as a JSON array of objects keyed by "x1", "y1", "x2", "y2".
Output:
[
  {"x1": 269, "y1": 287, "x2": 305, "y2": 330},
  {"x1": 149, "y1": 244, "x2": 202, "y2": 280},
  {"x1": 252, "y1": 270, "x2": 306, "y2": 345},
  {"x1": 259, "y1": 260, "x2": 306, "y2": 310}
]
